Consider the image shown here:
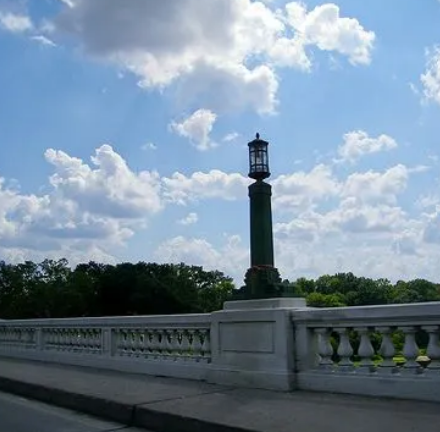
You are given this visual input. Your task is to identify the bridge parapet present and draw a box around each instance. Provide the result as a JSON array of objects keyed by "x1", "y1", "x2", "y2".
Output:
[
  {"x1": 1, "y1": 301, "x2": 440, "y2": 402},
  {"x1": 0, "y1": 314, "x2": 211, "y2": 380},
  {"x1": 293, "y1": 302, "x2": 440, "y2": 402}
]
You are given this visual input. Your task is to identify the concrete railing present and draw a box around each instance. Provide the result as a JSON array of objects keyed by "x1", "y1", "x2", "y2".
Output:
[
  {"x1": 293, "y1": 302, "x2": 440, "y2": 402},
  {"x1": 0, "y1": 314, "x2": 211, "y2": 380},
  {"x1": 1, "y1": 299, "x2": 440, "y2": 403}
]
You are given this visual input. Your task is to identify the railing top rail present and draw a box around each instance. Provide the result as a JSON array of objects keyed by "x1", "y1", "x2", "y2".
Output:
[
  {"x1": 291, "y1": 301, "x2": 440, "y2": 326},
  {"x1": 0, "y1": 313, "x2": 212, "y2": 327}
]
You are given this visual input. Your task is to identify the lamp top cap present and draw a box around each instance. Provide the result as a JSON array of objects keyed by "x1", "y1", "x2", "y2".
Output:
[{"x1": 248, "y1": 132, "x2": 268, "y2": 146}]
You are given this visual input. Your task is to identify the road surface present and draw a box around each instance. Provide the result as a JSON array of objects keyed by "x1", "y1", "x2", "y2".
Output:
[{"x1": 0, "y1": 391, "x2": 148, "y2": 432}]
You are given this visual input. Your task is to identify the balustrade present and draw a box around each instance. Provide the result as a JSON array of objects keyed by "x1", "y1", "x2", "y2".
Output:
[
  {"x1": 311, "y1": 324, "x2": 439, "y2": 374},
  {"x1": 0, "y1": 317, "x2": 211, "y2": 365}
]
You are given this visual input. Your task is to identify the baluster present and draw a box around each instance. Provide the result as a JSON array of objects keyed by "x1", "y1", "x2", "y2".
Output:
[
  {"x1": 69, "y1": 329, "x2": 75, "y2": 351},
  {"x1": 52, "y1": 329, "x2": 57, "y2": 350},
  {"x1": 315, "y1": 328, "x2": 334, "y2": 369},
  {"x1": 150, "y1": 330, "x2": 160, "y2": 359},
  {"x1": 115, "y1": 329, "x2": 121, "y2": 355},
  {"x1": 90, "y1": 329, "x2": 97, "y2": 354},
  {"x1": 56, "y1": 329, "x2": 63, "y2": 351},
  {"x1": 355, "y1": 327, "x2": 375, "y2": 372},
  {"x1": 137, "y1": 329, "x2": 145, "y2": 357},
  {"x1": 28, "y1": 328, "x2": 35, "y2": 349},
  {"x1": 423, "y1": 326, "x2": 440, "y2": 372},
  {"x1": 45, "y1": 330, "x2": 52, "y2": 350},
  {"x1": 78, "y1": 329, "x2": 84, "y2": 352},
  {"x1": 377, "y1": 327, "x2": 397, "y2": 373},
  {"x1": 186, "y1": 329, "x2": 196, "y2": 361},
  {"x1": 400, "y1": 326, "x2": 421, "y2": 372},
  {"x1": 18, "y1": 329, "x2": 22, "y2": 348},
  {"x1": 201, "y1": 329, "x2": 211, "y2": 361},
  {"x1": 89, "y1": 329, "x2": 97, "y2": 354},
  {"x1": 57, "y1": 329, "x2": 63, "y2": 351},
  {"x1": 86, "y1": 329, "x2": 93, "y2": 353},
  {"x1": 74, "y1": 329, "x2": 80, "y2": 352},
  {"x1": 336, "y1": 328, "x2": 354, "y2": 370},
  {"x1": 157, "y1": 329, "x2": 167, "y2": 359},
  {"x1": 84, "y1": 329, "x2": 91, "y2": 354},
  {"x1": 143, "y1": 330, "x2": 153, "y2": 359},
  {"x1": 120, "y1": 329, "x2": 129, "y2": 356},
  {"x1": 162, "y1": 329, "x2": 172, "y2": 360},
  {"x1": 64, "y1": 329, "x2": 70, "y2": 351},
  {"x1": 192, "y1": 330, "x2": 202, "y2": 362},
  {"x1": 127, "y1": 329, "x2": 135, "y2": 356},
  {"x1": 96, "y1": 329, "x2": 103, "y2": 354},
  {"x1": 68, "y1": 329, "x2": 74, "y2": 352},
  {"x1": 79, "y1": 329, "x2": 85, "y2": 352},
  {"x1": 132, "y1": 329, "x2": 141, "y2": 357},
  {"x1": 115, "y1": 329, "x2": 123, "y2": 356},
  {"x1": 179, "y1": 329, "x2": 190, "y2": 359},
  {"x1": 168, "y1": 329, "x2": 178, "y2": 361}
]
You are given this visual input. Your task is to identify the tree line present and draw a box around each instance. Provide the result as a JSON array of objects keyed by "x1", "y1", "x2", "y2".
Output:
[
  {"x1": 284, "y1": 273, "x2": 440, "y2": 307},
  {"x1": 0, "y1": 259, "x2": 234, "y2": 319},
  {"x1": 0, "y1": 259, "x2": 439, "y2": 319}
]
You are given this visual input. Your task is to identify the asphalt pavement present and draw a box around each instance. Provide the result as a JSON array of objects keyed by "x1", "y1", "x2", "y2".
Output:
[
  {"x1": 0, "y1": 391, "x2": 147, "y2": 432},
  {"x1": 1, "y1": 358, "x2": 440, "y2": 432}
]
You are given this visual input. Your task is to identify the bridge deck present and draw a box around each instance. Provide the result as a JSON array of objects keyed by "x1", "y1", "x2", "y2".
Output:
[{"x1": 0, "y1": 357, "x2": 438, "y2": 432}]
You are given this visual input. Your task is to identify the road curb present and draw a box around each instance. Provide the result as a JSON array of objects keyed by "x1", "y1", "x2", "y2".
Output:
[
  {"x1": 0, "y1": 376, "x2": 135, "y2": 425},
  {"x1": 0, "y1": 376, "x2": 252, "y2": 432},
  {"x1": 133, "y1": 405, "x2": 251, "y2": 432}
]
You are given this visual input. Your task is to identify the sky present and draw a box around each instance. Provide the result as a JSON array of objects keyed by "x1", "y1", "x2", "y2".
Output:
[{"x1": 0, "y1": 0, "x2": 440, "y2": 285}]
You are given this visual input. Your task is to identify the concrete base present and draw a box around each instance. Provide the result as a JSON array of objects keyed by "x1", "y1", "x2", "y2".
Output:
[
  {"x1": 209, "y1": 304, "x2": 298, "y2": 391},
  {"x1": 223, "y1": 297, "x2": 307, "y2": 310},
  {"x1": 207, "y1": 367, "x2": 295, "y2": 391},
  {"x1": 297, "y1": 370, "x2": 440, "y2": 403}
]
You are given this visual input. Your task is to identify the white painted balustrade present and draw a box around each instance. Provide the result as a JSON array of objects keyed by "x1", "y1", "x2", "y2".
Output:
[
  {"x1": 1, "y1": 300, "x2": 440, "y2": 403},
  {"x1": 0, "y1": 315, "x2": 211, "y2": 380},
  {"x1": 292, "y1": 302, "x2": 440, "y2": 402}
]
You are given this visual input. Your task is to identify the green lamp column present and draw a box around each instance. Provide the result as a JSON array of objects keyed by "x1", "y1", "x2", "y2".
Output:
[{"x1": 243, "y1": 133, "x2": 282, "y2": 299}]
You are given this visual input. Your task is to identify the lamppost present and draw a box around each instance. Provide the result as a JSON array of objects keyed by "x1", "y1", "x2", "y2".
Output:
[{"x1": 240, "y1": 133, "x2": 286, "y2": 299}]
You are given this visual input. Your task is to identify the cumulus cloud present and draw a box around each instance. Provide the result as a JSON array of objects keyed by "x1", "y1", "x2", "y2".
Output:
[
  {"x1": 0, "y1": 145, "x2": 164, "y2": 263},
  {"x1": 342, "y1": 165, "x2": 409, "y2": 204},
  {"x1": 0, "y1": 12, "x2": 33, "y2": 33},
  {"x1": 325, "y1": 199, "x2": 407, "y2": 234},
  {"x1": 422, "y1": 205, "x2": 440, "y2": 244},
  {"x1": 223, "y1": 132, "x2": 240, "y2": 142},
  {"x1": 154, "y1": 234, "x2": 248, "y2": 282},
  {"x1": 273, "y1": 164, "x2": 340, "y2": 212},
  {"x1": 162, "y1": 170, "x2": 249, "y2": 205},
  {"x1": 51, "y1": 1, "x2": 375, "y2": 114},
  {"x1": 285, "y1": 3, "x2": 375, "y2": 65},
  {"x1": 0, "y1": 138, "x2": 438, "y2": 285},
  {"x1": 31, "y1": 35, "x2": 56, "y2": 47},
  {"x1": 178, "y1": 212, "x2": 199, "y2": 226},
  {"x1": 337, "y1": 130, "x2": 398, "y2": 163},
  {"x1": 170, "y1": 109, "x2": 217, "y2": 151},
  {"x1": 141, "y1": 142, "x2": 157, "y2": 151},
  {"x1": 45, "y1": 144, "x2": 163, "y2": 218},
  {"x1": 421, "y1": 46, "x2": 440, "y2": 105}
]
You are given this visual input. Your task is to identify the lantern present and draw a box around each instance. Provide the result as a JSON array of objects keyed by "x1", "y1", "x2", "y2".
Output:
[{"x1": 248, "y1": 133, "x2": 270, "y2": 181}]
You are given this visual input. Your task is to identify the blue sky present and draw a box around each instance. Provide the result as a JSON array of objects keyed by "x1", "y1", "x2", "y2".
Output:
[{"x1": 0, "y1": 0, "x2": 440, "y2": 284}]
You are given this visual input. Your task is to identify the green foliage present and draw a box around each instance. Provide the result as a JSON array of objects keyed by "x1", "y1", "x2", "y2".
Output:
[
  {"x1": 1, "y1": 262, "x2": 439, "y2": 320},
  {"x1": 0, "y1": 260, "x2": 234, "y2": 319},
  {"x1": 306, "y1": 292, "x2": 346, "y2": 308},
  {"x1": 296, "y1": 273, "x2": 440, "y2": 309}
]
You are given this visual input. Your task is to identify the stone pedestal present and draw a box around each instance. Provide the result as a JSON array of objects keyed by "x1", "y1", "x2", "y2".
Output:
[
  {"x1": 224, "y1": 297, "x2": 307, "y2": 310},
  {"x1": 207, "y1": 298, "x2": 308, "y2": 391}
]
